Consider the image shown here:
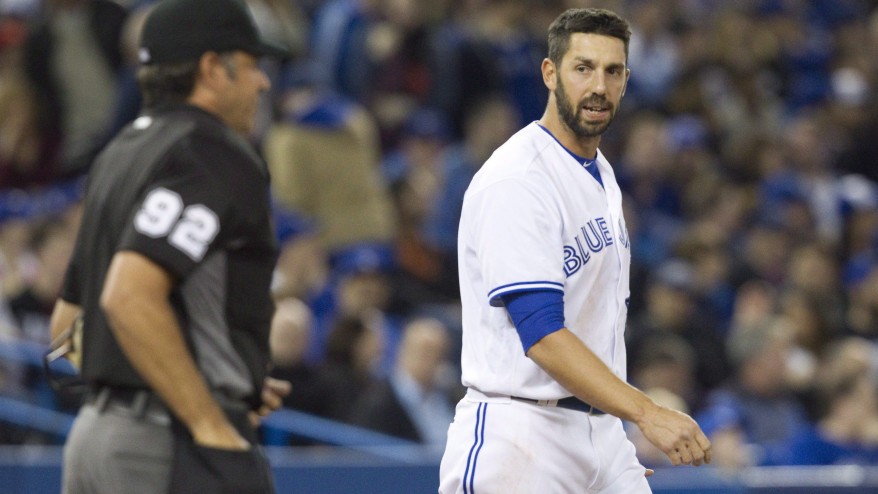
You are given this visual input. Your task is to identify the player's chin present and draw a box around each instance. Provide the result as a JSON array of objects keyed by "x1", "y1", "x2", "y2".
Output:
[{"x1": 576, "y1": 120, "x2": 610, "y2": 138}]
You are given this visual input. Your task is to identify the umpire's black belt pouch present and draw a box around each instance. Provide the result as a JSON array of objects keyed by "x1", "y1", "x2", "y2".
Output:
[{"x1": 168, "y1": 406, "x2": 275, "y2": 494}]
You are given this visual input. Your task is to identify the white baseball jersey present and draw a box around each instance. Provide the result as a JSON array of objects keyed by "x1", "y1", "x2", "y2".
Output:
[
  {"x1": 457, "y1": 121, "x2": 631, "y2": 399},
  {"x1": 440, "y1": 122, "x2": 647, "y2": 494}
]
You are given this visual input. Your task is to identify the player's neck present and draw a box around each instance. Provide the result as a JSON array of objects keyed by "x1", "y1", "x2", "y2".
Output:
[{"x1": 538, "y1": 114, "x2": 600, "y2": 159}]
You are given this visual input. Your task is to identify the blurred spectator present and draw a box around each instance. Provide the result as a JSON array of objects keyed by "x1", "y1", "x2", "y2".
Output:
[
  {"x1": 628, "y1": 332, "x2": 698, "y2": 412},
  {"x1": 382, "y1": 107, "x2": 452, "y2": 303},
  {"x1": 841, "y1": 202, "x2": 878, "y2": 271},
  {"x1": 268, "y1": 297, "x2": 322, "y2": 422},
  {"x1": 364, "y1": 0, "x2": 443, "y2": 145},
  {"x1": 615, "y1": 113, "x2": 683, "y2": 268},
  {"x1": 0, "y1": 179, "x2": 82, "y2": 298},
  {"x1": 625, "y1": 1, "x2": 680, "y2": 109},
  {"x1": 732, "y1": 222, "x2": 793, "y2": 287},
  {"x1": 762, "y1": 112, "x2": 877, "y2": 249},
  {"x1": 349, "y1": 316, "x2": 455, "y2": 447},
  {"x1": 309, "y1": 313, "x2": 384, "y2": 422},
  {"x1": 627, "y1": 258, "x2": 730, "y2": 395},
  {"x1": 0, "y1": 15, "x2": 61, "y2": 188},
  {"x1": 674, "y1": 221, "x2": 737, "y2": 330},
  {"x1": 307, "y1": 242, "x2": 403, "y2": 373},
  {"x1": 272, "y1": 229, "x2": 329, "y2": 302},
  {"x1": 728, "y1": 279, "x2": 779, "y2": 336},
  {"x1": 7, "y1": 214, "x2": 74, "y2": 342},
  {"x1": 263, "y1": 61, "x2": 397, "y2": 257},
  {"x1": 432, "y1": 0, "x2": 529, "y2": 133},
  {"x1": 330, "y1": 244, "x2": 396, "y2": 324},
  {"x1": 309, "y1": 0, "x2": 382, "y2": 103},
  {"x1": 845, "y1": 263, "x2": 878, "y2": 340},
  {"x1": 783, "y1": 337, "x2": 878, "y2": 465},
  {"x1": 697, "y1": 317, "x2": 810, "y2": 467},
  {"x1": 22, "y1": 0, "x2": 129, "y2": 176},
  {"x1": 782, "y1": 242, "x2": 846, "y2": 347}
]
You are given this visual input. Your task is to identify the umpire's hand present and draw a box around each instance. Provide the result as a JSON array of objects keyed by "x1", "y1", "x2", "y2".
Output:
[
  {"x1": 636, "y1": 404, "x2": 712, "y2": 466},
  {"x1": 249, "y1": 376, "x2": 292, "y2": 426}
]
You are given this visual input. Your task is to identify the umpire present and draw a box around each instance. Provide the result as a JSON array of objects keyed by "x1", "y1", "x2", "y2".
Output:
[{"x1": 47, "y1": 1, "x2": 290, "y2": 493}]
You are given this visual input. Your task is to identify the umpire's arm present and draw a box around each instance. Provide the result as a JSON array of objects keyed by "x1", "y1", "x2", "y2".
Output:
[
  {"x1": 100, "y1": 250, "x2": 249, "y2": 451},
  {"x1": 527, "y1": 328, "x2": 712, "y2": 467}
]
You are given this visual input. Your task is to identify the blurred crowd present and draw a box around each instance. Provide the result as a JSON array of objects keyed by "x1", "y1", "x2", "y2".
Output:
[{"x1": 1, "y1": 0, "x2": 878, "y2": 471}]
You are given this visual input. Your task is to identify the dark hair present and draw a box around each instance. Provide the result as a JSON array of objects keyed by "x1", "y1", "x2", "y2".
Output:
[
  {"x1": 136, "y1": 60, "x2": 200, "y2": 108},
  {"x1": 325, "y1": 315, "x2": 369, "y2": 366},
  {"x1": 547, "y1": 8, "x2": 632, "y2": 66},
  {"x1": 136, "y1": 52, "x2": 238, "y2": 108}
]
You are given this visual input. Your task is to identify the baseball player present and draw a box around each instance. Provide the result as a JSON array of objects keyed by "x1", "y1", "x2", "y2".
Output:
[{"x1": 439, "y1": 8, "x2": 711, "y2": 493}]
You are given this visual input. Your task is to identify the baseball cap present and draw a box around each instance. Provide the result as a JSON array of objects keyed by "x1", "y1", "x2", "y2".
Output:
[{"x1": 139, "y1": 0, "x2": 288, "y2": 65}]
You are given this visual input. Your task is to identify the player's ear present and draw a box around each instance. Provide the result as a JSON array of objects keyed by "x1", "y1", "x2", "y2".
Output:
[
  {"x1": 197, "y1": 51, "x2": 226, "y2": 87},
  {"x1": 621, "y1": 67, "x2": 630, "y2": 97},
  {"x1": 541, "y1": 58, "x2": 557, "y2": 91}
]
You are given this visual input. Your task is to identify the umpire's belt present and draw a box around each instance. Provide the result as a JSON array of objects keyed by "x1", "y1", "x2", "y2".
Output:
[
  {"x1": 86, "y1": 386, "x2": 171, "y2": 426},
  {"x1": 511, "y1": 395, "x2": 606, "y2": 415}
]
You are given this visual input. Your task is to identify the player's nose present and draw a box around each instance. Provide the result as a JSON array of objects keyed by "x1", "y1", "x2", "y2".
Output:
[
  {"x1": 591, "y1": 70, "x2": 608, "y2": 94},
  {"x1": 257, "y1": 68, "x2": 271, "y2": 92}
]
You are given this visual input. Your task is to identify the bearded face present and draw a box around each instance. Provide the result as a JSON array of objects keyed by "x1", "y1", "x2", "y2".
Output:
[{"x1": 554, "y1": 75, "x2": 617, "y2": 138}]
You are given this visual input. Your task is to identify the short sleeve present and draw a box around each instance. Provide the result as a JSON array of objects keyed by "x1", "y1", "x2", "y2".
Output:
[
  {"x1": 467, "y1": 178, "x2": 565, "y2": 306},
  {"x1": 117, "y1": 151, "x2": 232, "y2": 278}
]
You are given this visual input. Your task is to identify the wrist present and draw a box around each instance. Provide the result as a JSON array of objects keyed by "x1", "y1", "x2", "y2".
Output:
[
  {"x1": 188, "y1": 408, "x2": 230, "y2": 436},
  {"x1": 630, "y1": 394, "x2": 660, "y2": 428}
]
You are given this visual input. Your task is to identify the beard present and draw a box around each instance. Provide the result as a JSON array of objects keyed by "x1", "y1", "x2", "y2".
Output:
[{"x1": 554, "y1": 78, "x2": 616, "y2": 138}]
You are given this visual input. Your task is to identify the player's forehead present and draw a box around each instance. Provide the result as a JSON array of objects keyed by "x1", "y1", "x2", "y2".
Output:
[{"x1": 561, "y1": 32, "x2": 627, "y2": 66}]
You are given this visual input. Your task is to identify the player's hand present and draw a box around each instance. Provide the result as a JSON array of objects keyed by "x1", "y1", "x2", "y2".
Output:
[
  {"x1": 636, "y1": 404, "x2": 712, "y2": 467},
  {"x1": 249, "y1": 377, "x2": 292, "y2": 426}
]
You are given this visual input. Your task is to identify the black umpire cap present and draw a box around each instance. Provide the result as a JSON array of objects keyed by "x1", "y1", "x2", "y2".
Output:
[{"x1": 138, "y1": 0, "x2": 288, "y2": 65}]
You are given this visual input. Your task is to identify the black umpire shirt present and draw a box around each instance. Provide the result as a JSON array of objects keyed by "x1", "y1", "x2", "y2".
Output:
[{"x1": 60, "y1": 104, "x2": 278, "y2": 409}]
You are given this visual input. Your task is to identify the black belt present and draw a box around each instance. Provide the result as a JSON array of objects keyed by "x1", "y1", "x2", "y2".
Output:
[
  {"x1": 86, "y1": 386, "x2": 171, "y2": 425},
  {"x1": 511, "y1": 396, "x2": 606, "y2": 415}
]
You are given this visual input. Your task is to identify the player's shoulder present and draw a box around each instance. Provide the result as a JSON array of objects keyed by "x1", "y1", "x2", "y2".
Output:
[{"x1": 471, "y1": 122, "x2": 556, "y2": 187}]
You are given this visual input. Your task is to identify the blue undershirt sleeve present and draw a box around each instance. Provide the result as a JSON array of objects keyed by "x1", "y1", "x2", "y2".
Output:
[{"x1": 500, "y1": 289, "x2": 565, "y2": 354}]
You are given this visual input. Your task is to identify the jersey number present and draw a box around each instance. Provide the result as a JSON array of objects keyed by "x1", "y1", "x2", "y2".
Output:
[{"x1": 134, "y1": 187, "x2": 219, "y2": 261}]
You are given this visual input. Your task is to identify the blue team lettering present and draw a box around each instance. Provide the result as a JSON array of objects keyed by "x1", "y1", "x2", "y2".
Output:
[
  {"x1": 618, "y1": 217, "x2": 630, "y2": 249},
  {"x1": 564, "y1": 216, "x2": 613, "y2": 277},
  {"x1": 596, "y1": 217, "x2": 613, "y2": 246}
]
